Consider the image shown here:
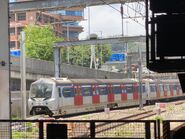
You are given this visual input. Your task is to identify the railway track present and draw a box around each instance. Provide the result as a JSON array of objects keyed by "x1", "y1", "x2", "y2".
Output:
[{"x1": 93, "y1": 100, "x2": 185, "y2": 136}]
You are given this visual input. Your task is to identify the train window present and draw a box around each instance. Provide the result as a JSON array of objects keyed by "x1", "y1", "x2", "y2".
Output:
[
  {"x1": 150, "y1": 84, "x2": 156, "y2": 92},
  {"x1": 125, "y1": 84, "x2": 134, "y2": 93},
  {"x1": 62, "y1": 87, "x2": 74, "y2": 97},
  {"x1": 174, "y1": 85, "x2": 178, "y2": 90},
  {"x1": 178, "y1": 85, "x2": 182, "y2": 90},
  {"x1": 30, "y1": 83, "x2": 53, "y2": 99},
  {"x1": 108, "y1": 85, "x2": 112, "y2": 94},
  {"x1": 122, "y1": 88, "x2": 127, "y2": 93},
  {"x1": 74, "y1": 86, "x2": 82, "y2": 96},
  {"x1": 163, "y1": 85, "x2": 167, "y2": 91},
  {"x1": 95, "y1": 87, "x2": 100, "y2": 95},
  {"x1": 166, "y1": 85, "x2": 170, "y2": 91},
  {"x1": 112, "y1": 85, "x2": 122, "y2": 94},
  {"x1": 82, "y1": 86, "x2": 92, "y2": 96},
  {"x1": 99, "y1": 86, "x2": 108, "y2": 95},
  {"x1": 159, "y1": 84, "x2": 163, "y2": 91}
]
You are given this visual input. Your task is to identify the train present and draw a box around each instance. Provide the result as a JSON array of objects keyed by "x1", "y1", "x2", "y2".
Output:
[{"x1": 28, "y1": 78, "x2": 184, "y2": 117}]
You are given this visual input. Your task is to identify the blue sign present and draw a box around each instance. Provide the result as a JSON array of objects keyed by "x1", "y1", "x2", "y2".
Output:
[
  {"x1": 10, "y1": 49, "x2": 21, "y2": 57},
  {"x1": 109, "y1": 53, "x2": 126, "y2": 62}
]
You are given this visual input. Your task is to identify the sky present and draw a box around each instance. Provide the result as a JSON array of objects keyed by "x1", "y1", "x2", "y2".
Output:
[{"x1": 79, "y1": 3, "x2": 146, "y2": 39}]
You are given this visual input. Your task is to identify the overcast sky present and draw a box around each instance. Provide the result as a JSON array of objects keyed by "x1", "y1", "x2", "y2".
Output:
[{"x1": 79, "y1": 3, "x2": 145, "y2": 39}]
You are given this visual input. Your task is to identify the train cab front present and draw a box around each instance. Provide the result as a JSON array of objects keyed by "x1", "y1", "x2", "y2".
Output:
[
  {"x1": 30, "y1": 106, "x2": 53, "y2": 117},
  {"x1": 28, "y1": 79, "x2": 57, "y2": 117}
]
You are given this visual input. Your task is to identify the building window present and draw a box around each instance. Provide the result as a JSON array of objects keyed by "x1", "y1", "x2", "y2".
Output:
[
  {"x1": 43, "y1": 15, "x2": 49, "y2": 23},
  {"x1": 10, "y1": 41, "x2": 16, "y2": 49},
  {"x1": 9, "y1": 28, "x2": 15, "y2": 35},
  {"x1": 50, "y1": 17, "x2": 54, "y2": 23},
  {"x1": 17, "y1": 27, "x2": 24, "y2": 34},
  {"x1": 36, "y1": 13, "x2": 42, "y2": 22},
  {"x1": 9, "y1": 13, "x2": 15, "y2": 22},
  {"x1": 17, "y1": 12, "x2": 26, "y2": 21},
  {"x1": 66, "y1": 10, "x2": 84, "y2": 16}
]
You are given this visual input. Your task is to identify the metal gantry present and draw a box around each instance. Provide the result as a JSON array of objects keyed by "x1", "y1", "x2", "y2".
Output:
[
  {"x1": 54, "y1": 36, "x2": 145, "y2": 77},
  {"x1": 9, "y1": 0, "x2": 143, "y2": 12}
]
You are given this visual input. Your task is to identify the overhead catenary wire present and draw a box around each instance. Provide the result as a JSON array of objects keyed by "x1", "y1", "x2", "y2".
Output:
[{"x1": 100, "y1": 0, "x2": 145, "y2": 28}]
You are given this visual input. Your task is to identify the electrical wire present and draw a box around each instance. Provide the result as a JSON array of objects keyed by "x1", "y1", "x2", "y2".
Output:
[{"x1": 100, "y1": 0, "x2": 145, "y2": 27}]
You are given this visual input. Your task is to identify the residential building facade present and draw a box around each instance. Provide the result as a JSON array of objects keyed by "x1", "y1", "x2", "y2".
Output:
[{"x1": 9, "y1": 2, "x2": 84, "y2": 49}]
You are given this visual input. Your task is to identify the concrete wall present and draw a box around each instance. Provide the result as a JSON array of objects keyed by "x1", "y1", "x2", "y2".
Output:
[{"x1": 11, "y1": 57, "x2": 128, "y2": 80}]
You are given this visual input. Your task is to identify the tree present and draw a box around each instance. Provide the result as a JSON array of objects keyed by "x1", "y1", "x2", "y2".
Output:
[
  {"x1": 60, "y1": 44, "x2": 112, "y2": 67},
  {"x1": 24, "y1": 24, "x2": 63, "y2": 61}
]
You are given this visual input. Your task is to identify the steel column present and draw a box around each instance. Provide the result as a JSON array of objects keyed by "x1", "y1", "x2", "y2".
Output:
[{"x1": 54, "y1": 47, "x2": 61, "y2": 78}]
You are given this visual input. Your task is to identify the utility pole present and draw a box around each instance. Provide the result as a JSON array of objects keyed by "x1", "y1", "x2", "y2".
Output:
[
  {"x1": 88, "y1": 7, "x2": 97, "y2": 69},
  {"x1": 138, "y1": 46, "x2": 143, "y2": 110},
  {"x1": 20, "y1": 31, "x2": 26, "y2": 119},
  {"x1": 121, "y1": 4, "x2": 124, "y2": 37},
  {"x1": 90, "y1": 45, "x2": 97, "y2": 69},
  {"x1": 67, "y1": 23, "x2": 70, "y2": 63}
]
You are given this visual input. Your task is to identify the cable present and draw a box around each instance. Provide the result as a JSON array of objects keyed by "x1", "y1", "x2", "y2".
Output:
[{"x1": 100, "y1": 0, "x2": 145, "y2": 28}]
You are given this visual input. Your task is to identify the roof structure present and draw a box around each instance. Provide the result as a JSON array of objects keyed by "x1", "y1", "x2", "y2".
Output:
[
  {"x1": 54, "y1": 36, "x2": 145, "y2": 48},
  {"x1": 9, "y1": 0, "x2": 143, "y2": 12}
]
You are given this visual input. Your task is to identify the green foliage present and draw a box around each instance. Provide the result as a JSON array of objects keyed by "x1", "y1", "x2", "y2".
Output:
[
  {"x1": 61, "y1": 44, "x2": 112, "y2": 67},
  {"x1": 154, "y1": 115, "x2": 164, "y2": 123},
  {"x1": 127, "y1": 42, "x2": 146, "y2": 53},
  {"x1": 24, "y1": 24, "x2": 63, "y2": 61},
  {"x1": 11, "y1": 115, "x2": 21, "y2": 120}
]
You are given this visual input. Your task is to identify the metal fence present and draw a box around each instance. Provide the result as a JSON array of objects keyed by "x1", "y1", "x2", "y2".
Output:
[
  {"x1": 0, "y1": 119, "x2": 160, "y2": 139},
  {"x1": 162, "y1": 120, "x2": 185, "y2": 139}
]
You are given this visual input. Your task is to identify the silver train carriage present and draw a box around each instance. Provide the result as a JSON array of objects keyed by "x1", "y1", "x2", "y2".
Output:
[{"x1": 28, "y1": 78, "x2": 183, "y2": 116}]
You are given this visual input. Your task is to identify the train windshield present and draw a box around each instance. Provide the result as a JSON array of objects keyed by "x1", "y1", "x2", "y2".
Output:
[{"x1": 30, "y1": 83, "x2": 53, "y2": 99}]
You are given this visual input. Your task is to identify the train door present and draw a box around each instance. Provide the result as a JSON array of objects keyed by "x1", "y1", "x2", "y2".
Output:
[
  {"x1": 108, "y1": 84, "x2": 114, "y2": 102},
  {"x1": 81, "y1": 85, "x2": 92, "y2": 105},
  {"x1": 144, "y1": 81, "x2": 150, "y2": 100},
  {"x1": 92, "y1": 85, "x2": 100, "y2": 104},
  {"x1": 170, "y1": 84, "x2": 174, "y2": 97},
  {"x1": 74, "y1": 85, "x2": 83, "y2": 106},
  {"x1": 125, "y1": 83, "x2": 134, "y2": 100},
  {"x1": 133, "y1": 83, "x2": 139, "y2": 100},
  {"x1": 149, "y1": 83, "x2": 157, "y2": 99},
  {"x1": 176, "y1": 84, "x2": 182, "y2": 95},
  {"x1": 99, "y1": 85, "x2": 108, "y2": 103},
  {"x1": 60, "y1": 86, "x2": 75, "y2": 113},
  {"x1": 56, "y1": 86, "x2": 62, "y2": 113},
  {"x1": 159, "y1": 84, "x2": 164, "y2": 97},
  {"x1": 163, "y1": 84, "x2": 168, "y2": 97},
  {"x1": 112, "y1": 84, "x2": 122, "y2": 101},
  {"x1": 121, "y1": 84, "x2": 127, "y2": 101},
  {"x1": 142, "y1": 83, "x2": 146, "y2": 99},
  {"x1": 156, "y1": 84, "x2": 161, "y2": 98}
]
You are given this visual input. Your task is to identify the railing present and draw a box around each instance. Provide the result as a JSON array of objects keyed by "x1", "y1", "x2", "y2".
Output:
[
  {"x1": 0, "y1": 119, "x2": 158, "y2": 139},
  {"x1": 162, "y1": 120, "x2": 185, "y2": 139},
  {"x1": 3, "y1": 119, "x2": 185, "y2": 139}
]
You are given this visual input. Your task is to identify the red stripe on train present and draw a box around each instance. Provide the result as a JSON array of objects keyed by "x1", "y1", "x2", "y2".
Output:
[
  {"x1": 133, "y1": 83, "x2": 139, "y2": 100},
  {"x1": 93, "y1": 95, "x2": 100, "y2": 104},
  {"x1": 121, "y1": 93, "x2": 127, "y2": 101},
  {"x1": 74, "y1": 96, "x2": 83, "y2": 106},
  {"x1": 170, "y1": 86, "x2": 174, "y2": 96},
  {"x1": 108, "y1": 93, "x2": 114, "y2": 102}
]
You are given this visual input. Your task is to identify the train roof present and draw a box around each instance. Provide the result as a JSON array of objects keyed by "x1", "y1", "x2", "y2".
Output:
[
  {"x1": 38, "y1": 78, "x2": 139, "y2": 85},
  {"x1": 33, "y1": 78, "x2": 180, "y2": 86}
]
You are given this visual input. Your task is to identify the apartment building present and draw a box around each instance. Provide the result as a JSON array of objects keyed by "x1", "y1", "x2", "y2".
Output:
[{"x1": 9, "y1": 6, "x2": 84, "y2": 49}]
